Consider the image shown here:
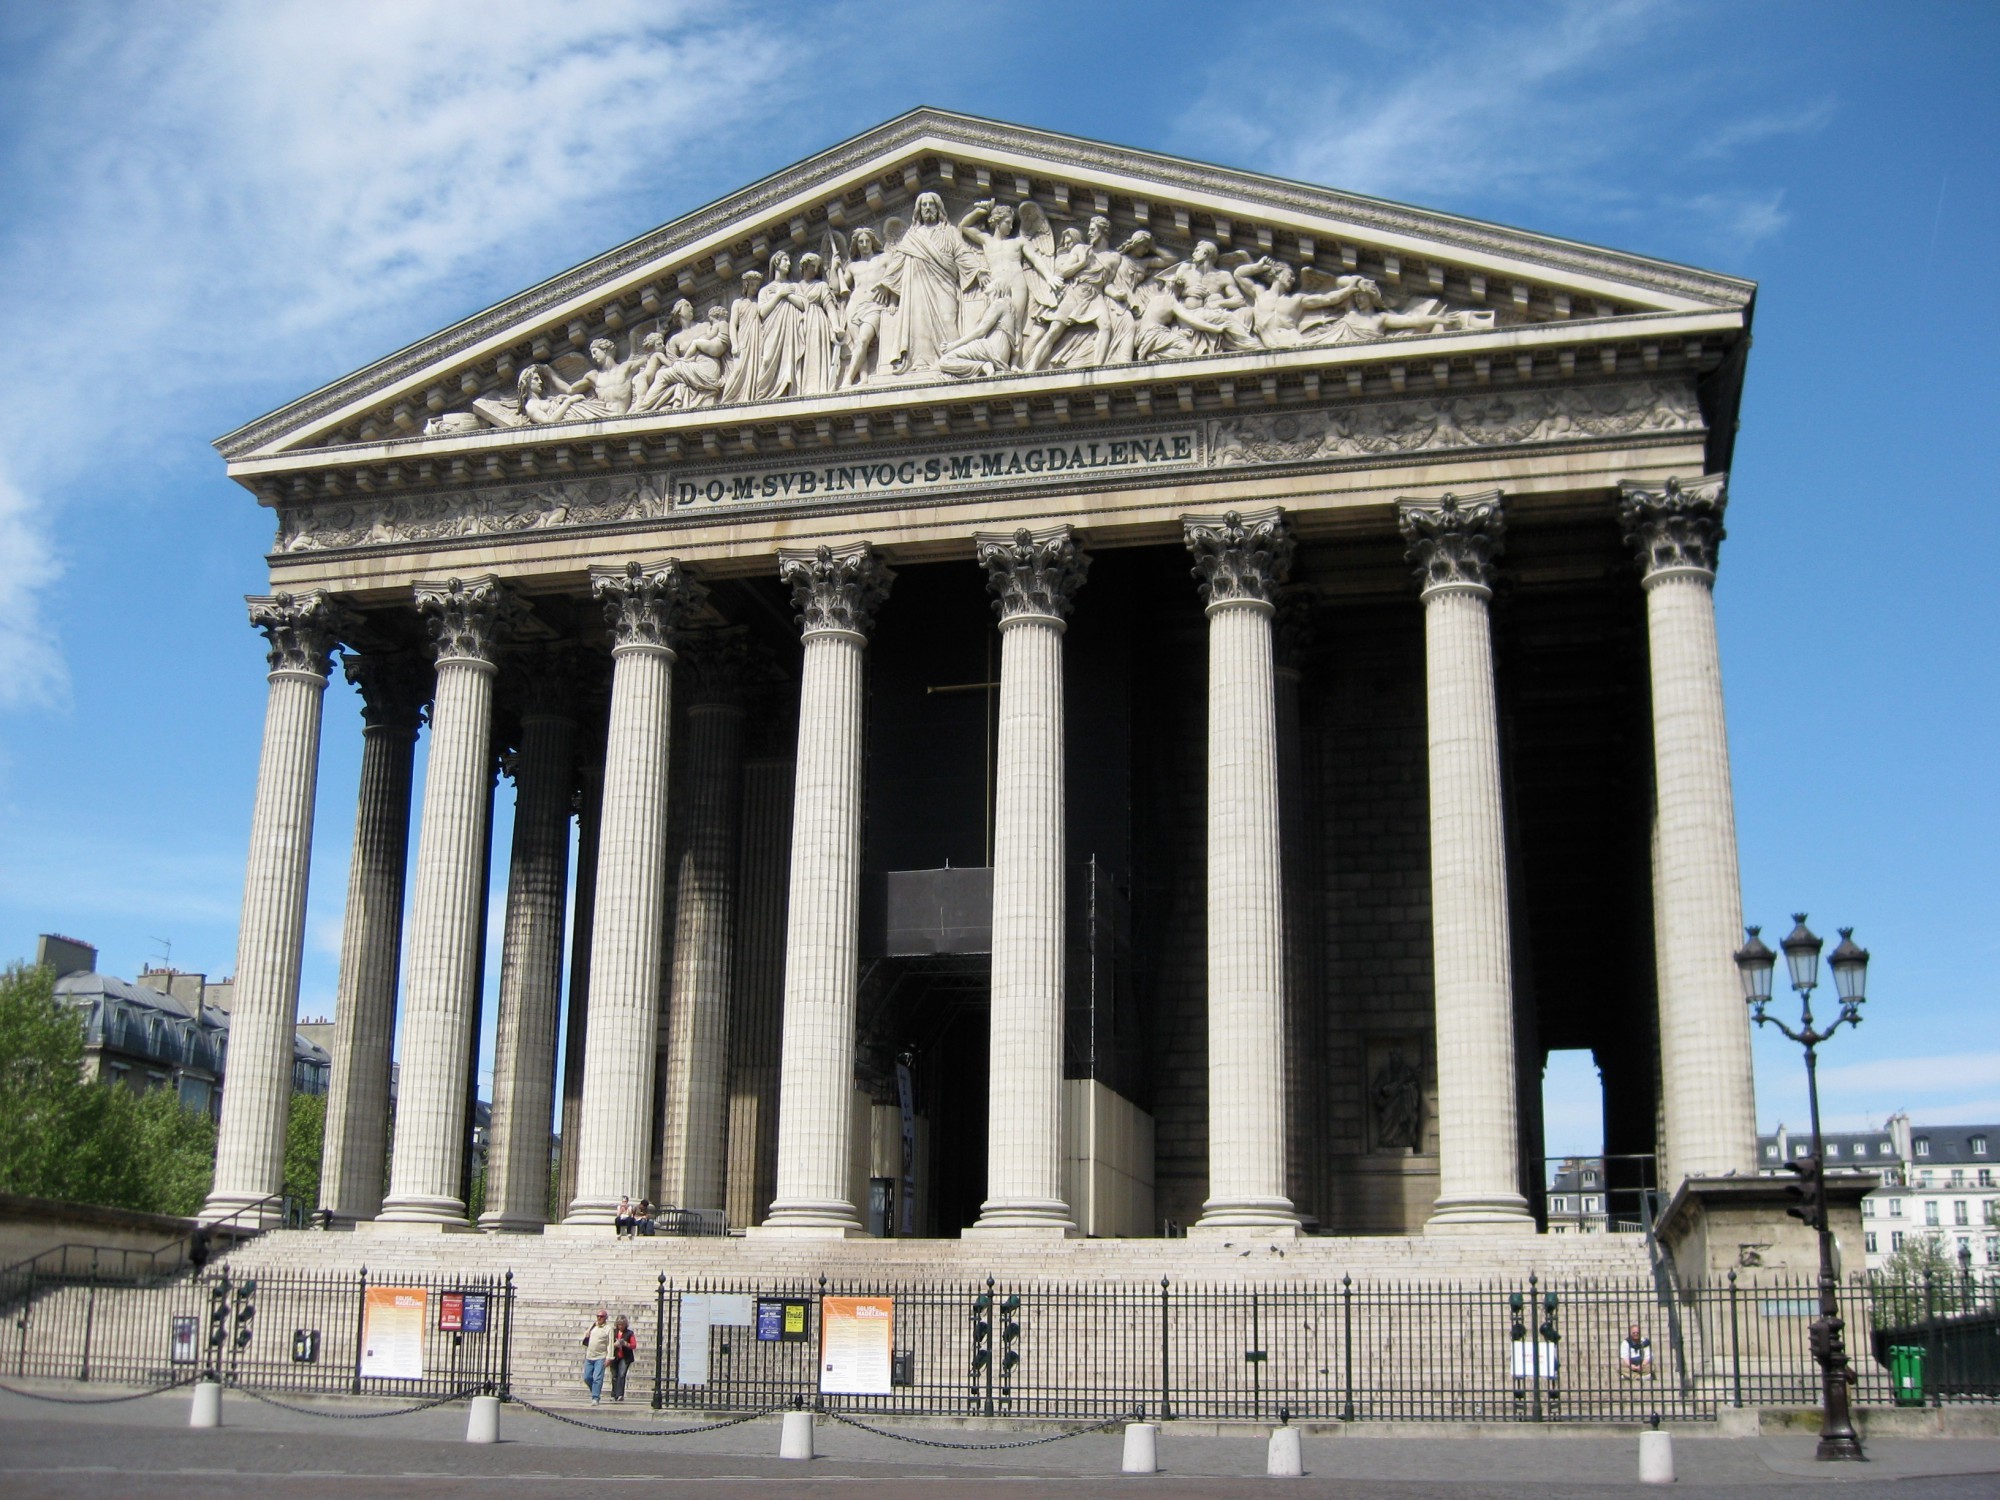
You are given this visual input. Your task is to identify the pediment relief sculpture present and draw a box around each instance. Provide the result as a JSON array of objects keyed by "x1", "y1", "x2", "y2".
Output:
[{"x1": 420, "y1": 188, "x2": 1499, "y2": 442}]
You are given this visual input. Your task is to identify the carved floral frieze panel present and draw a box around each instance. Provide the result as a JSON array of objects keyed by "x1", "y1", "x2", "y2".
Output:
[{"x1": 275, "y1": 381, "x2": 1701, "y2": 556}]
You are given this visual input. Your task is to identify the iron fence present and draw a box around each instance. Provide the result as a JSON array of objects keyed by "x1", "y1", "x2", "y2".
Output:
[{"x1": 2, "y1": 1264, "x2": 513, "y2": 1400}]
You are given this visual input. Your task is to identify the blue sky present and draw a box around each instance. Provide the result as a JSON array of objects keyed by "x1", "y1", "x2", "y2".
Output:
[{"x1": 0, "y1": 2, "x2": 1993, "y2": 1158}]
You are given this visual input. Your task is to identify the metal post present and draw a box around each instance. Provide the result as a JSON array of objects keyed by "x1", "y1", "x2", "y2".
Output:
[
  {"x1": 351, "y1": 1266, "x2": 368, "y2": 1394},
  {"x1": 78, "y1": 1263, "x2": 97, "y2": 1383},
  {"x1": 1728, "y1": 1269, "x2": 1743, "y2": 1409},
  {"x1": 1159, "y1": 1277, "x2": 1172, "y2": 1422},
  {"x1": 983, "y1": 1276, "x2": 996, "y2": 1418},
  {"x1": 1528, "y1": 1273, "x2": 1542, "y2": 1423},
  {"x1": 652, "y1": 1274, "x2": 666, "y2": 1411},
  {"x1": 500, "y1": 1271, "x2": 515, "y2": 1402},
  {"x1": 1924, "y1": 1269, "x2": 1939, "y2": 1411},
  {"x1": 1802, "y1": 1040, "x2": 1864, "y2": 1457},
  {"x1": 1340, "y1": 1274, "x2": 1354, "y2": 1421}
]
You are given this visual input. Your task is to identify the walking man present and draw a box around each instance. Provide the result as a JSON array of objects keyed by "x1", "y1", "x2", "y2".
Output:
[{"x1": 581, "y1": 1308, "x2": 612, "y2": 1404}]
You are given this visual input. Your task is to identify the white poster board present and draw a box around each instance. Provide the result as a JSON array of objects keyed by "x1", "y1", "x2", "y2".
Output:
[
  {"x1": 819, "y1": 1296, "x2": 894, "y2": 1395},
  {"x1": 359, "y1": 1287, "x2": 427, "y2": 1381}
]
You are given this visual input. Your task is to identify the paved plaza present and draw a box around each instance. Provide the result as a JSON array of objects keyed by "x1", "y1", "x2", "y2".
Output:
[{"x1": 1, "y1": 1387, "x2": 1997, "y2": 1499}]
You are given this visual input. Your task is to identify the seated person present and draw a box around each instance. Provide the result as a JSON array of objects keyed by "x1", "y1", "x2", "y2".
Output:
[{"x1": 1620, "y1": 1325, "x2": 1655, "y2": 1378}]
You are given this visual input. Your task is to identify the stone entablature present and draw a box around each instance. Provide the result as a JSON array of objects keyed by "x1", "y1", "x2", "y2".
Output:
[{"x1": 270, "y1": 380, "x2": 1704, "y2": 559}]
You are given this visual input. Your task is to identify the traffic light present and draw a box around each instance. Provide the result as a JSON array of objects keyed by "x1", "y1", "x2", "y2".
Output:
[
  {"x1": 232, "y1": 1279, "x2": 257, "y2": 1351},
  {"x1": 999, "y1": 1294, "x2": 1021, "y2": 1376},
  {"x1": 1808, "y1": 1315, "x2": 1843, "y2": 1366},
  {"x1": 969, "y1": 1292, "x2": 992, "y2": 1377},
  {"x1": 1784, "y1": 1154, "x2": 1826, "y2": 1230},
  {"x1": 207, "y1": 1278, "x2": 231, "y2": 1350},
  {"x1": 1538, "y1": 1291, "x2": 1561, "y2": 1346},
  {"x1": 1508, "y1": 1291, "x2": 1526, "y2": 1343}
]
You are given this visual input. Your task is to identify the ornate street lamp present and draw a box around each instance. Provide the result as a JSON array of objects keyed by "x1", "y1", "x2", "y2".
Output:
[{"x1": 1735, "y1": 915, "x2": 1870, "y2": 1462}]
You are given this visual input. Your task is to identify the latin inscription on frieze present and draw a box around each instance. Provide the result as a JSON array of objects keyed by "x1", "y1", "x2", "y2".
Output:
[{"x1": 671, "y1": 429, "x2": 1202, "y2": 510}]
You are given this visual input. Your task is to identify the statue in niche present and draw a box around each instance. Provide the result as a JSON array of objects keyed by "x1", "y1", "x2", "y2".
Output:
[
  {"x1": 937, "y1": 271, "x2": 1019, "y2": 379},
  {"x1": 958, "y1": 199, "x2": 1058, "y2": 343},
  {"x1": 633, "y1": 300, "x2": 728, "y2": 411},
  {"x1": 879, "y1": 191, "x2": 976, "y2": 374},
  {"x1": 829, "y1": 225, "x2": 895, "y2": 388},
  {"x1": 795, "y1": 252, "x2": 842, "y2": 396},
  {"x1": 719, "y1": 268, "x2": 768, "y2": 404},
  {"x1": 1371, "y1": 1046, "x2": 1423, "y2": 1151}
]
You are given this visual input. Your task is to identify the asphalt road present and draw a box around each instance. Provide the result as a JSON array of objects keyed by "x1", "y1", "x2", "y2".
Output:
[{"x1": 1, "y1": 1387, "x2": 1997, "y2": 1499}]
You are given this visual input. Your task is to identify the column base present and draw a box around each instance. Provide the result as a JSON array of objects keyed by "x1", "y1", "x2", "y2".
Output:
[
  {"x1": 562, "y1": 1197, "x2": 627, "y2": 1228},
  {"x1": 355, "y1": 1217, "x2": 480, "y2": 1236},
  {"x1": 965, "y1": 1201, "x2": 1077, "y2": 1239},
  {"x1": 749, "y1": 1199, "x2": 866, "y2": 1238},
  {"x1": 374, "y1": 1195, "x2": 473, "y2": 1227},
  {"x1": 1191, "y1": 1197, "x2": 1302, "y2": 1238},
  {"x1": 476, "y1": 1213, "x2": 550, "y2": 1234},
  {"x1": 1424, "y1": 1194, "x2": 1535, "y2": 1234}
]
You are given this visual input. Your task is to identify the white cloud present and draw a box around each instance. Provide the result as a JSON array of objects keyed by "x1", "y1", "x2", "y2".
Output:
[
  {"x1": 1818, "y1": 1051, "x2": 2000, "y2": 1098},
  {"x1": 0, "y1": 460, "x2": 66, "y2": 711}
]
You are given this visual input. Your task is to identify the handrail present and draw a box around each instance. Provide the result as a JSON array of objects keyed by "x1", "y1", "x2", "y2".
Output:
[{"x1": 0, "y1": 1192, "x2": 285, "y2": 1288}]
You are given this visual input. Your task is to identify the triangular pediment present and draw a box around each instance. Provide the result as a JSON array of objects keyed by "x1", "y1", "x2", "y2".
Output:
[{"x1": 219, "y1": 108, "x2": 1752, "y2": 477}]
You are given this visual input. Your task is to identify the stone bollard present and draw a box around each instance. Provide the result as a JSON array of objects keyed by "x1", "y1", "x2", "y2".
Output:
[
  {"x1": 1122, "y1": 1422, "x2": 1159, "y2": 1474},
  {"x1": 780, "y1": 1409, "x2": 815, "y2": 1460},
  {"x1": 466, "y1": 1394, "x2": 501, "y2": 1444},
  {"x1": 1639, "y1": 1427, "x2": 1675, "y2": 1485},
  {"x1": 1267, "y1": 1424, "x2": 1304, "y2": 1476},
  {"x1": 188, "y1": 1379, "x2": 222, "y2": 1428}
]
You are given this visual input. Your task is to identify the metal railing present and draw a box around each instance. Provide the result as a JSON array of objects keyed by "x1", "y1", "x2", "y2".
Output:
[{"x1": 3, "y1": 1264, "x2": 514, "y2": 1400}]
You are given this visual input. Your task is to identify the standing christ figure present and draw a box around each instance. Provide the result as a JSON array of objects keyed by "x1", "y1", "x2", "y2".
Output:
[{"x1": 884, "y1": 191, "x2": 972, "y2": 374}]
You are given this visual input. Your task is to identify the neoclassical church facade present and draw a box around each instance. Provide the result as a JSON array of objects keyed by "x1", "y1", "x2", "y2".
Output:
[{"x1": 203, "y1": 111, "x2": 1759, "y2": 1241}]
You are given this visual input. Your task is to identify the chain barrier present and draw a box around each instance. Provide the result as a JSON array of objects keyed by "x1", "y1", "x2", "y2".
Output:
[
  {"x1": 0, "y1": 1374, "x2": 197, "y2": 1405},
  {"x1": 228, "y1": 1382, "x2": 486, "y2": 1420},
  {"x1": 507, "y1": 1394, "x2": 781, "y2": 1437},
  {"x1": 823, "y1": 1406, "x2": 1137, "y2": 1450}
]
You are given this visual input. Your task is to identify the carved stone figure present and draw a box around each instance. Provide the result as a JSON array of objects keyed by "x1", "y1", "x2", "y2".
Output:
[
  {"x1": 719, "y1": 269, "x2": 767, "y2": 405},
  {"x1": 880, "y1": 192, "x2": 974, "y2": 375},
  {"x1": 1025, "y1": 216, "x2": 1117, "y2": 372},
  {"x1": 547, "y1": 336, "x2": 644, "y2": 418},
  {"x1": 634, "y1": 300, "x2": 728, "y2": 412},
  {"x1": 937, "y1": 273, "x2": 1018, "y2": 379},
  {"x1": 795, "y1": 252, "x2": 841, "y2": 397},
  {"x1": 959, "y1": 200, "x2": 1056, "y2": 351},
  {"x1": 1135, "y1": 279, "x2": 1232, "y2": 362},
  {"x1": 1233, "y1": 259, "x2": 1359, "y2": 349},
  {"x1": 1372, "y1": 1047, "x2": 1423, "y2": 1150},
  {"x1": 832, "y1": 226, "x2": 894, "y2": 388}
]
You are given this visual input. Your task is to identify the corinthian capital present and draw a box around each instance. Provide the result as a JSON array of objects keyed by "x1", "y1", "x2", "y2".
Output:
[
  {"x1": 1397, "y1": 491, "x2": 1504, "y2": 598},
  {"x1": 1184, "y1": 509, "x2": 1292, "y2": 610},
  {"x1": 976, "y1": 526, "x2": 1090, "y2": 624},
  {"x1": 1619, "y1": 473, "x2": 1728, "y2": 582},
  {"x1": 678, "y1": 627, "x2": 778, "y2": 709},
  {"x1": 414, "y1": 575, "x2": 527, "y2": 667},
  {"x1": 500, "y1": 644, "x2": 583, "y2": 721},
  {"x1": 247, "y1": 590, "x2": 355, "y2": 678},
  {"x1": 343, "y1": 649, "x2": 430, "y2": 732},
  {"x1": 778, "y1": 543, "x2": 894, "y2": 639},
  {"x1": 589, "y1": 560, "x2": 705, "y2": 653}
]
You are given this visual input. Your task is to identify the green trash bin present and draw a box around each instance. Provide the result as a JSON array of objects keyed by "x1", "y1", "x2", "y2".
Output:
[{"x1": 1889, "y1": 1345, "x2": 1926, "y2": 1408}]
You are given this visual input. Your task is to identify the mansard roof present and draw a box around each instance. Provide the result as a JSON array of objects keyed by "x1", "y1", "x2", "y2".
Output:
[{"x1": 217, "y1": 107, "x2": 1755, "y2": 478}]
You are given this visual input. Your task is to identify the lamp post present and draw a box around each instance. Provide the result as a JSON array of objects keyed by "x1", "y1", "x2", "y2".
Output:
[{"x1": 1734, "y1": 915, "x2": 1871, "y2": 1462}]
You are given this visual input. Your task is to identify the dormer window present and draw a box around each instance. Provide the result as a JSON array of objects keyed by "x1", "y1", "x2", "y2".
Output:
[
  {"x1": 1827, "y1": 1143, "x2": 1841, "y2": 1158},
  {"x1": 1794, "y1": 1143, "x2": 1810, "y2": 1158},
  {"x1": 1974, "y1": 1136, "x2": 1989, "y2": 1157},
  {"x1": 1763, "y1": 1145, "x2": 1778, "y2": 1159},
  {"x1": 1916, "y1": 1138, "x2": 1932, "y2": 1157}
]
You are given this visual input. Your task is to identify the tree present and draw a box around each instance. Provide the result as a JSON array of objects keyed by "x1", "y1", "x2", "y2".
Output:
[
  {"x1": 0, "y1": 965, "x2": 147, "y2": 1208},
  {"x1": 125, "y1": 1084, "x2": 219, "y2": 1217},
  {"x1": 1872, "y1": 1230, "x2": 1974, "y2": 1325},
  {"x1": 285, "y1": 1090, "x2": 325, "y2": 1214}
]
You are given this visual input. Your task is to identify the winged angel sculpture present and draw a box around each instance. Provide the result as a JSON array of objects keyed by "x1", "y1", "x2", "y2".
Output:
[{"x1": 452, "y1": 196, "x2": 1498, "y2": 432}]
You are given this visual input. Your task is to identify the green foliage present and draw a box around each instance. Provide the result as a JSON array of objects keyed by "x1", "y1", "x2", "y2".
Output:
[
  {"x1": 125, "y1": 1084, "x2": 219, "y2": 1217},
  {"x1": 285, "y1": 1089, "x2": 325, "y2": 1213},
  {"x1": 1871, "y1": 1230, "x2": 1976, "y2": 1325}
]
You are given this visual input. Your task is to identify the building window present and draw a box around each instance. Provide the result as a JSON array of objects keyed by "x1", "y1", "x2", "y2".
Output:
[
  {"x1": 1974, "y1": 1136, "x2": 1989, "y2": 1157},
  {"x1": 1551, "y1": 1197, "x2": 1566, "y2": 1213},
  {"x1": 1919, "y1": 1170, "x2": 1933, "y2": 1187},
  {"x1": 1892, "y1": 1231, "x2": 1906, "y2": 1251},
  {"x1": 1853, "y1": 1143, "x2": 1868, "y2": 1157},
  {"x1": 1988, "y1": 1236, "x2": 1999, "y2": 1265},
  {"x1": 1862, "y1": 1198, "x2": 1875, "y2": 1217},
  {"x1": 1980, "y1": 1170, "x2": 1994, "y2": 1188},
  {"x1": 1583, "y1": 1170, "x2": 1598, "y2": 1186},
  {"x1": 1959, "y1": 1237, "x2": 1973, "y2": 1261},
  {"x1": 1926, "y1": 1202, "x2": 1940, "y2": 1227},
  {"x1": 1955, "y1": 1201, "x2": 1970, "y2": 1226},
  {"x1": 1763, "y1": 1145, "x2": 1778, "y2": 1160},
  {"x1": 1794, "y1": 1142, "x2": 1810, "y2": 1158},
  {"x1": 1916, "y1": 1138, "x2": 1931, "y2": 1157},
  {"x1": 1865, "y1": 1232, "x2": 1878, "y2": 1254},
  {"x1": 1951, "y1": 1169, "x2": 1966, "y2": 1188},
  {"x1": 1827, "y1": 1142, "x2": 1841, "y2": 1159},
  {"x1": 1889, "y1": 1199, "x2": 1903, "y2": 1218},
  {"x1": 1585, "y1": 1196, "x2": 1601, "y2": 1213}
]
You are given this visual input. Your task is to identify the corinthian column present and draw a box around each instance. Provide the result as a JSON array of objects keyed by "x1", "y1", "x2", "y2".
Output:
[
  {"x1": 317, "y1": 651, "x2": 428, "y2": 1224},
  {"x1": 1184, "y1": 511, "x2": 1299, "y2": 1235},
  {"x1": 565, "y1": 561, "x2": 704, "y2": 1224},
  {"x1": 204, "y1": 592, "x2": 353, "y2": 1224},
  {"x1": 1398, "y1": 494, "x2": 1531, "y2": 1232},
  {"x1": 970, "y1": 527, "x2": 1088, "y2": 1235},
  {"x1": 379, "y1": 576, "x2": 524, "y2": 1224},
  {"x1": 480, "y1": 649, "x2": 578, "y2": 1230},
  {"x1": 657, "y1": 633, "x2": 755, "y2": 1218},
  {"x1": 1620, "y1": 474, "x2": 1756, "y2": 1181},
  {"x1": 758, "y1": 543, "x2": 893, "y2": 1236}
]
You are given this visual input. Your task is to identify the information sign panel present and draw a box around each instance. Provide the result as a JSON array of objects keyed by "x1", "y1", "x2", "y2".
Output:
[
  {"x1": 359, "y1": 1287, "x2": 427, "y2": 1380},
  {"x1": 819, "y1": 1296, "x2": 894, "y2": 1395}
]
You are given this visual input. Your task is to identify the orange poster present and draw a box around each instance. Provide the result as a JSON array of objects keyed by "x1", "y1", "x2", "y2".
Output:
[{"x1": 818, "y1": 1295, "x2": 894, "y2": 1395}]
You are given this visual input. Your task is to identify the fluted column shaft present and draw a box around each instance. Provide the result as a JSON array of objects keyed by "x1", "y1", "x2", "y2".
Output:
[
  {"x1": 556, "y1": 760, "x2": 604, "y2": 1220},
  {"x1": 567, "y1": 560, "x2": 703, "y2": 1224},
  {"x1": 204, "y1": 592, "x2": 350, "y2": 1225},
  {"x1": 1185, "y1": 512, "x2": 1298, "y2": 1234},
  {"x1": 1399, "y1": 494, "x2": 1531, "y2": 1231},
  {"x1": 658, "y1": 664, "x2": 748, "y2": 1215},
  {"x1": 762, "y1": 543, "x2": 892, "y2": 1236},
  {"x1": 973, "y1": 527, "x2": 1087, "y2": 1234},
  {"x1": 381, "y1": 577, "x2": 519, "y2": 1223},
  {"x1": 318, "y1": 654, "x2": 425, "y2": 1223},
  {"x1": 1623, "y1": 475, "x2": 1756, "y2": 1180},
  {"x1": 481, "y1": 693, "x2": 577, "y2": 1230}
]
